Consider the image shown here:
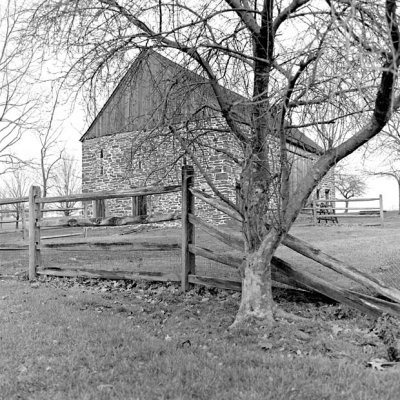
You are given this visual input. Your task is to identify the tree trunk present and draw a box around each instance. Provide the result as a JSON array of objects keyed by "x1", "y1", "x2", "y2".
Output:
[
  {"x1": 234, "y1": 254, "x2": 273, "y2": 325},
  {"x1": 345, "y1": 200, "x2": 349, "y2": 213},
  {"x1": 233, "y1": 226, "x2": 283, "y2": 327}
]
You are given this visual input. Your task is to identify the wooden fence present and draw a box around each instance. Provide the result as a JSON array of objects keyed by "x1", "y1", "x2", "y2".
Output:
[
  {"x1": 305, "y1": 196, "x2": 384, "y2": 226},
  {"x1": 26, "y1": 184, "x2": 182, "y2": 281},
  {"x1": 0, "y1": 200, "x2": 28, "y2": 238},
  {"x1": 2, "y1": 167, "x2": 400, "y2": 319},
  {"x1": 179, "y1": 166, "x2": 400, "y2": 319}
]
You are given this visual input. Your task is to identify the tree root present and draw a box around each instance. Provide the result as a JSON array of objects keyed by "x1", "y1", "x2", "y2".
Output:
[{"x1": 228, "y1": 306, "x2": 307, "y2": 330}]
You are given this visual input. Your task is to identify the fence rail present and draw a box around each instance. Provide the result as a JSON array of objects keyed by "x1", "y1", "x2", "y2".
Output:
[{"x1": 307, "y1": 195, "x2": 384, "y2": 226}]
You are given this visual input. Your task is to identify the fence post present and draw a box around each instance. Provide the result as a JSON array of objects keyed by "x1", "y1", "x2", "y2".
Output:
[
  {"x1": 312, "y1": 200, "x2": 317, "y2": 225},
  {"x1": 83, "y1": 201, "x2": 88, "y2": 218},
  {"x1": 379, "y1": 194, "x2": 384, "y2": 227},
  {"x1": 29, "y1": 186, "x2": 41, "y2": 280},
  {"x1": 181, "y1": 165, "x2": 195, "y2": 291},
  {"x1": 21, "y1": 205, "x2": 26, "y2": 240}
]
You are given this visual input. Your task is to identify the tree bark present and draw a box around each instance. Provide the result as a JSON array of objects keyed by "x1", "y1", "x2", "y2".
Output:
[
  {"x1": 233, "y1": 229, "x2": 282, "y2": 326},
  {"x1": 345, "y1": 200, "x2": 349, "y2": 213}
]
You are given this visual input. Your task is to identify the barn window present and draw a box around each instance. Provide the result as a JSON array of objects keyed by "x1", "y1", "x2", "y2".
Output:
[
  {"x1": 325, "y1": 189, "x2": 330, "y2": 200},
  {"x1": 316, "y1": 189, "x2": 320, "y2": 199},
  {"x1": 100, "y1": 149, "x2": 104, "y2": 175}
]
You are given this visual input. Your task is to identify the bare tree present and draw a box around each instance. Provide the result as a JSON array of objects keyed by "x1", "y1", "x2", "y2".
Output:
[
  {"x1": 25, "y1": 1, "x2": 400, "y2": 325},
  {"x1": 0, "y1": 0, "x2": 38, "y2": 174},
  {"x1": 3, "y1": 169, "x2": 30, "y2": 228},
  {"x1": 335, "y1": 172, "x2": 367, "y2": 213},
  {"x1": 53, "y1": 154, "x2": 81, "y2": 215},
  {"x1": 36, "y1": 127, "x2": 64, "y2": 199}
]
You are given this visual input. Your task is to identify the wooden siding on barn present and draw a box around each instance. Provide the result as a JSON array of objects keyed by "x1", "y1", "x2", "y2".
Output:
[
  {"x1": 289, "y1": 155, "x2": 313, "y2": 195},
  {"x1": 82, "y1": 51, "x2": 248, "y2": 141}
]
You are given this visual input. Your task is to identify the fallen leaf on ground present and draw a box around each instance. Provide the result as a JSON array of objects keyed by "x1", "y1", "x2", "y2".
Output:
[{"x1": 367, "y1": 358, "x2": 400, "y2": 371}]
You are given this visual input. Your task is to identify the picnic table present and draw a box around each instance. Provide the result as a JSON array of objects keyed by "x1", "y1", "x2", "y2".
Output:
[{"x1": 316, "y1": 202, "x2": 338, "y2": 224}]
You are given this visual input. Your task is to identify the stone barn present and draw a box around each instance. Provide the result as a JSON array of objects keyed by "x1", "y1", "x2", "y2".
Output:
[{"x1": 80, "y1": 50, "x2": 334, "y2": 222}]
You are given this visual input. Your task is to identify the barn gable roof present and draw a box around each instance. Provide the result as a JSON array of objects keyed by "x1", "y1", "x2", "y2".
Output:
[{"x1": 80, "y1": 50, "x2": 322, "y2": 154}]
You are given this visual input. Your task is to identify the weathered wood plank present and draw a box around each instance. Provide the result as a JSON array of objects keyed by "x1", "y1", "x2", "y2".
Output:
[
  {"x1": 38, "y1": 211, "x2": 180, "y2": 228},
  {"x1": 182, "y1": 165, "x2": 195, "y2": 291},
  {"x1": 41, "y1": 233, "x2": 83, "y2": 240},
  {"x1": 193, "y1": 217, "x2": 400, "y2": 304},
  {"x1": 41, "y1": 207, "x2": 84, "y2": 213},
  {"x1": 314, "y1": 198, "x2": 380, "y2": 203},
  {"x1": 188, "y1": 274, "x2": 242, "y2": 291},
  {"x1": 189, "y1": 188, "x2": 242, "y2": 221},
  {"x1": 282, "y1": 233, "x2": 400, "y2": 304},
  {"x1": 188, "y1": 248, "x2": 308, "y2": 292},
  {"x1": 322, "y1": 214, "x2": 378, "y2": 218},
  {"x1": 188, "y1": 214, "x2": 244, "y2": 251},
  {"x1": 37, "y1": 267, "x2": 180, "y2": 282},
  {"x1": 39, "y1": 241, "x2": 180, "y2": 251},
  {"x1": 0, "y1": 247, "x2": 28, "y2": 251},
  {"x1": 0, "y1": 197, "x2": 28, "y2": 206},
  {"x1": 189, "y1": 244, "x2": 243, "y2": 269},
  {"x1": 35, "y1": 185, "x2": 181, "y2": 205},
  {"x1": 0, "y1": 243, "x2": 28, "y2": 249},
  {"x1": 29, "y1": 186, "x2": 41, "y2": 280},
  {"x1": 272, "y1": 256, "x2": 400, "y2": 318},
  {"x1": 188, "y1": 273, "x2": 310, "y2": 293}
]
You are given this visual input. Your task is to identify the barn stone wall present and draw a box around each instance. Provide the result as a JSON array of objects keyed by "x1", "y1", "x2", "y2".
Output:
[
  {"x1": 81, "y1": 120, "x2": 240, "y2": 224},
  {"x1": 81, "y1": 120, "x2": 335, "y2": 224}
]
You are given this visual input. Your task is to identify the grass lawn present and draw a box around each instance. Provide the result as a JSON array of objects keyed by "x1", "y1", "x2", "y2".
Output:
[
  {"x1": 2, "y1": 213, "x2": 400, "y2": 399},
  {"x1": 2, "y1": 278, "x2": 400, "y2": 400}
]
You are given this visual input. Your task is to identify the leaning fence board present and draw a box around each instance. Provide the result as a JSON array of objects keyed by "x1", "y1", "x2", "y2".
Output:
[
  {"x1": 190, "y1": 188, "x2": 242, "y2": 221},
  {"x1": 272, "y1": 256, "x2": 400, "y2": 318},
  {"x1": 283, "y1": 233, "x2": 400, "y2": 304},
  {"x1": 187, "y1": 273, "x2": 310, "y2": 293},
  {"x1": 37, "y1": 267, "x2": 180, "y2": 282},
  {"x1": 189, "y1": 244, "x2": 243, "y2": 269},
  {"x1": 188, "y1": 274, "x2": 242, "y2": 291},
  {"x1": 35, "y1": 185, "x2": 181, "y2": 204},
  {"x1": 189, "y1": 247, "x2": 311, "y2": 292},
  {"x1": 195, "y1": 218, "x2": 400, "y2": 304},
  {"x1": 188, "y1": 214, "x2": 244, "y2": 251}
]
